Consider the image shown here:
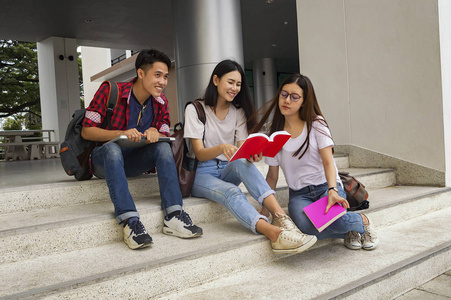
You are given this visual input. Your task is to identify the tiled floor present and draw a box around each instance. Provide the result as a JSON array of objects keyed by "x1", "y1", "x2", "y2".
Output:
[{"x1": 395, "y1": 269, "x2": 451, "y2": 299}]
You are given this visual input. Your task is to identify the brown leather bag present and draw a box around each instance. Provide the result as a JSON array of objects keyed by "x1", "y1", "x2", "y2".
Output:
[
  {"x1": 170, "y1": 100, "x2": 205, "y2": 197},
  {"x1": 339, "y1": 172, "x2": 370, "y2": 211}
]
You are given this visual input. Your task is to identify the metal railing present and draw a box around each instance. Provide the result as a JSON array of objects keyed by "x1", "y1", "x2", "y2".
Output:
[{"x1": 111, "y1": 50, "x2": 139, "y2": 66}]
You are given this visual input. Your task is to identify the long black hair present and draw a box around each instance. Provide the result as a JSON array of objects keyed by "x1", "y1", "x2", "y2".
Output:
[
  {"x1": 202, "y1": 60, "x2": 256, "y2": 132},
  {"x1": 253, "y1": 73, "x2": 332, "y2": 160}
]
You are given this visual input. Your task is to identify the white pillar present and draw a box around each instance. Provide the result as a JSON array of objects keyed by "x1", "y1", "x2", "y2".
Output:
[
  {"x1": 37, "y1": 37, "x2": 80, "y2": 142},
  {"x1": 80, "y1": 46, "x2": 112, "y2": 108},
  {"x1": 439, "y1": 0, "x2": 451, "y2": 187},
  {"x1": 173, "y1": 0, "x2": 244, "y2": 121}
]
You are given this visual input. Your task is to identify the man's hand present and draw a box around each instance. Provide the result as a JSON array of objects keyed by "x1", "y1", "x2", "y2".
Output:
[
  {"x1": 123, "y1": 128, "x2": 143, "y2": 143},
  {"x1": 144, "y1": 127, "x2": 160, "y2": 143}
]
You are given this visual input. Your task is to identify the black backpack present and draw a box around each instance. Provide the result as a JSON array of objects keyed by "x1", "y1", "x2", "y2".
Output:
[
  {"x1": 339, "y1": 171, "x2": 370, "y2": 211},
  {"x1": 60, "y1": 81, "x2": 119, "y2": 180}
]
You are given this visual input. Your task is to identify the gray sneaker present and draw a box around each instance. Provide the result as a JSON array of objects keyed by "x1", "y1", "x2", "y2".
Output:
[
  {"x1": 344, "y1": 231, "x2": 362, "y2": 250},
  {"x1": 362, "y1": 223, "x2": 379, "y2": 250},
  {"x1": 271, "y1": 228, "x2": 317, "y2": 254}
]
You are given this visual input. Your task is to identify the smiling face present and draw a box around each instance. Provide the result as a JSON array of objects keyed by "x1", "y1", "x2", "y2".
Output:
[
  {"x1": 137, "y1": 61, "x2": 169, "y2": 98},
  {"x1": 213, "y1": 70, "x2": 242, "y2": 103},
  {"x1": 278, "y1": 83, "x2": 304, "y2": 118}
]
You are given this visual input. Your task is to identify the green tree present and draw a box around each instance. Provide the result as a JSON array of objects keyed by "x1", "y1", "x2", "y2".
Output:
[
  {"x1": 0, "y1": 40, "x2": 41, "y2": 128},
  {"x1": 3, "y1": 117, "x2": 22, "y2": 130}
]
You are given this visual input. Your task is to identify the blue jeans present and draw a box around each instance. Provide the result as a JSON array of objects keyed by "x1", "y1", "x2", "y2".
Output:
[
  {"x1": 91, "y1": 142, "x2": 183, "y2": 224},
  {"x1": 191, "y1": 159, "x2": 273, "y2": 234},
  {"x1": 288, "y1": 182, "x2": 364, "y2": 240}
]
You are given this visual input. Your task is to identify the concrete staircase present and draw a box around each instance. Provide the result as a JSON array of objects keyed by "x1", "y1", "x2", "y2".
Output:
[{"x1": 0, "y1": 154, "x2": 450, "y2": 299}]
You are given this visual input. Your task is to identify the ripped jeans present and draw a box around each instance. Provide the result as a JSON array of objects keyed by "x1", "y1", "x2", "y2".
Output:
[{"x1": 191, "y1": 159, "x2": 273, "y2": 234}]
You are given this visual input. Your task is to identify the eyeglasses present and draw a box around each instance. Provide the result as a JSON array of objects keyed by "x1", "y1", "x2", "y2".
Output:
[
  {"x1": 279, "y1": 90, "x2": 302, "y2": 102},
  {"x1": 137, "y1": 105, "x2": 147, "y2": 127}
]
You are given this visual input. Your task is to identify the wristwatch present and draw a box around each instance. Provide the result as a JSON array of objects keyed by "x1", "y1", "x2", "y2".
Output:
[{"x1": 328, "y1": 187, "x2": 339, "y2": 193}]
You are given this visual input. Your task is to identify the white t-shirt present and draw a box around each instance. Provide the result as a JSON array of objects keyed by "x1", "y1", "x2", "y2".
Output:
[
  {"x1": 184, "y1": 101, "x2": 248, "y2": 161},
  {"x1": 265, "y1": 119, "x2": 340, "y2": 191}
]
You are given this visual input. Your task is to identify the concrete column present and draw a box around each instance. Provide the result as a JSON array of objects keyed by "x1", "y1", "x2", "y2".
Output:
[
  {"x1": 80, "y1": 46, "x2": 112, "y2": 108},
  {"x1": 253, "y1": 58, "x2": 278, "y2": 110},
  {"x1": 439, "y1": 0, "x2": 451, "y2": 187},
  {"x1": 37, "y1": 37, "x2": 80, "y2": 142},
  {"x1": 172, "y1": 0, "x2": 244, "y2": 121}
]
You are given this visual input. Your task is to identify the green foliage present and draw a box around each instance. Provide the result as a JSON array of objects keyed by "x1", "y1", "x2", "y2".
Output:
[
  {"x1": 3, "y1": 118, "x2": 22, "y2": 130},
  {"x1": 0, "y1": 40, "x2": 41, "y2": 128}
]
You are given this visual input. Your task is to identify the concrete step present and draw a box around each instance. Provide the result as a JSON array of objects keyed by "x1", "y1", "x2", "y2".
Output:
[
  {"x1": 0, "y1": 155, "x2": 349, "y2": 214},
  {"x1": 0, "y1": 162, "x2": 392, "y2": 215},
  {"x1": 2, "y1": 195, "x2": 450, "y2": 299},
  {"x1": 157, "y1": 206, "x2": 451, "y2": 300},
  {"x1": 0, "y1": 167, "x2": 399, "y2": 263}
]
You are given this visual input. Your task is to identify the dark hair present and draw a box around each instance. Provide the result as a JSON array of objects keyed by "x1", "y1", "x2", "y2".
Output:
[
  {"x1": 135, "y1": 49, "x2": 171, "y2": 73},
  {"x1": 202, "y1": 59, "x2": 256, "y2": 132},
  {"x1": 253, "y1": 73, "x2": 332, "y2": 160}
]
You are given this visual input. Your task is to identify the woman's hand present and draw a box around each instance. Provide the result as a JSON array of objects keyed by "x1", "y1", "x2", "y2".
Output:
[
  {"x1": 248, "y1": 153, "x2": 263, "y2": 163},
  {"x1": 222, "y1": 144, "x2": 238, "y2": 160},
  {"x1": 325, "y1": 190, "x2": 350, "y2": 213}
]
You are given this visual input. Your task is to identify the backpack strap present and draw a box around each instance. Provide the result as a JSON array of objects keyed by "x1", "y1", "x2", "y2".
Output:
[{"x1": 101, "y1": 80, "x2": 119, "y2": 129}]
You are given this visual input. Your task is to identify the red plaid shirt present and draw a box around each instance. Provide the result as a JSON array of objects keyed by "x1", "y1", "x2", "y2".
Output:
[{"x1": 82, "y1": 78, "x2": 171, "y2": 136}]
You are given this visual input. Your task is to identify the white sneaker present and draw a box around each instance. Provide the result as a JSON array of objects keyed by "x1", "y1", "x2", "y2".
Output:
[
  {"x1": 163, "y1": 210, "x2": 203, "y2": 238},
  {"x1": 123, "y1": 217, "x2": 153, "y2": 250},
  {"x1": 272, "y1": 212, "x2": 299, "y2": 232},
  {"x1": 344, "y1": 231, "x2": 362, "y2": 250},
  {"x1": 362, "y1": 223, "x2": 379, "y2": 250},
  {"x1": 271, "y1": 228, "x2": 317, "y2": 254}
]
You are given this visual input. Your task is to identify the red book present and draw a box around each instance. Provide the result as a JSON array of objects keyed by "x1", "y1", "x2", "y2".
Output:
[
  {"x1": 229, "y1": 131, "x2": 291, "y2": 162},
  {"x1": 303, "y1": 196, "x2": 346, "y2": 232}
]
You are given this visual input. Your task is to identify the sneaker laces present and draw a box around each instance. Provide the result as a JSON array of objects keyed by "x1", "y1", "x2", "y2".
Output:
[
  {"x1": 176, "y1": 210, "x2": 193, "y2": 226},
  {"x1": 274, "y1": 212, "x2": 297, "y2": 231},
  {"x1": 347, "y1": 231, "x2": 361, "y2": 241},
  {"x1": 279, "y1": 228, "x2": 306, "y2": 243},
  {"x1": 127, "y1": 218, "x2": 147, "y2": 236},
  {"x1": 363, "y1": 224, "x2": 377, "y2": 242}
]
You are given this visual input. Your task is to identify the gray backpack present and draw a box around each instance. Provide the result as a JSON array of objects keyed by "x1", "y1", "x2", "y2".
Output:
[{"x1": 60, "y1": 81, "x2": 119, "y2": 180}]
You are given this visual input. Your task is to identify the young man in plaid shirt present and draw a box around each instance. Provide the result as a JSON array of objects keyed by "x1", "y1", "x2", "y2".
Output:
[{"x1": 82, "y1": 49, "x2": 202, "y2": 249}]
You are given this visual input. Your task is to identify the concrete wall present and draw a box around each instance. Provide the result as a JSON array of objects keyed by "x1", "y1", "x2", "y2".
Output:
[
  {"x1": 439, "y1": 0, "x2": 451, "y2": 186},
  {"x1": 297, "y1": 0, "x2": 444, "y2": 172},
  {"x1": 80, "y1": 47, "x2": 111, "y2": 107}
]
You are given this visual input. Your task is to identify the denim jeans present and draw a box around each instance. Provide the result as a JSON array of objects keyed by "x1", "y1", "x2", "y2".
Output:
[
  {"x1": 288, "y1": 182, "x2": 364, "y2": 240},
  {"x1": 191, "y1": 159, "x2": 273, "y2": 234},
  {"x1": 91, "y1": 141, "x2": 183, "y2": 224}
]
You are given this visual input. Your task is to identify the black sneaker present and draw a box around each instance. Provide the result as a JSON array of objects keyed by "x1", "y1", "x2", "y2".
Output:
[
  {"x1": 123, "y1": 217, "x2": 153, "y2": 249},
  {"x1": 163, "y1": 210, "x2": 203, "y2": 238}
]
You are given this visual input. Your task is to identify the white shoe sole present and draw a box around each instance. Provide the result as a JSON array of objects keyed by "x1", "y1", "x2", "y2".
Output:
[
  {"x1": 344, "y1": 243, "x2": 362, "y2": 250},
  {"x1": 272, "y1": 235, "x2": 318, "y2": 254},
  {"x1": 163, "y1": 226, "x2": 202, "y2": 239}
]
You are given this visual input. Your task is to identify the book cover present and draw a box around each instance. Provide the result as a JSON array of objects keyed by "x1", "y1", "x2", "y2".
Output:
[
  {"x1": 303, "y1": 196, "x2": 346, "y2": 232},
  {"x1": 229, "y1": 131, "x2": 291, "y2": 162}
]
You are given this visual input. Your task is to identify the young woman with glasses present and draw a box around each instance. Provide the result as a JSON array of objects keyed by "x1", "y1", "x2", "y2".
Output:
[{"x1": 253, "y1": 74, "x2": 379, "y2": 251}]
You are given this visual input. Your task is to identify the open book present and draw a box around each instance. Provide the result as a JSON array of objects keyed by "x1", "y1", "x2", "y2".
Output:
[
  {"x1": 229, "y1": 131, "x2": 291, "y2": 162},
  {"x1": 105, "y1": 135, "x2": 175, "y2": 148},
  {"x1": 303, "y1": 196, "x2": 346, "y2": 232}
]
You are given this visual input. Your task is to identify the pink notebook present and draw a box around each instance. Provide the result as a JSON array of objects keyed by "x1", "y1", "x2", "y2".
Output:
[{"x1": 303, "y1": 196, "x2": 346, "y2": 232}]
